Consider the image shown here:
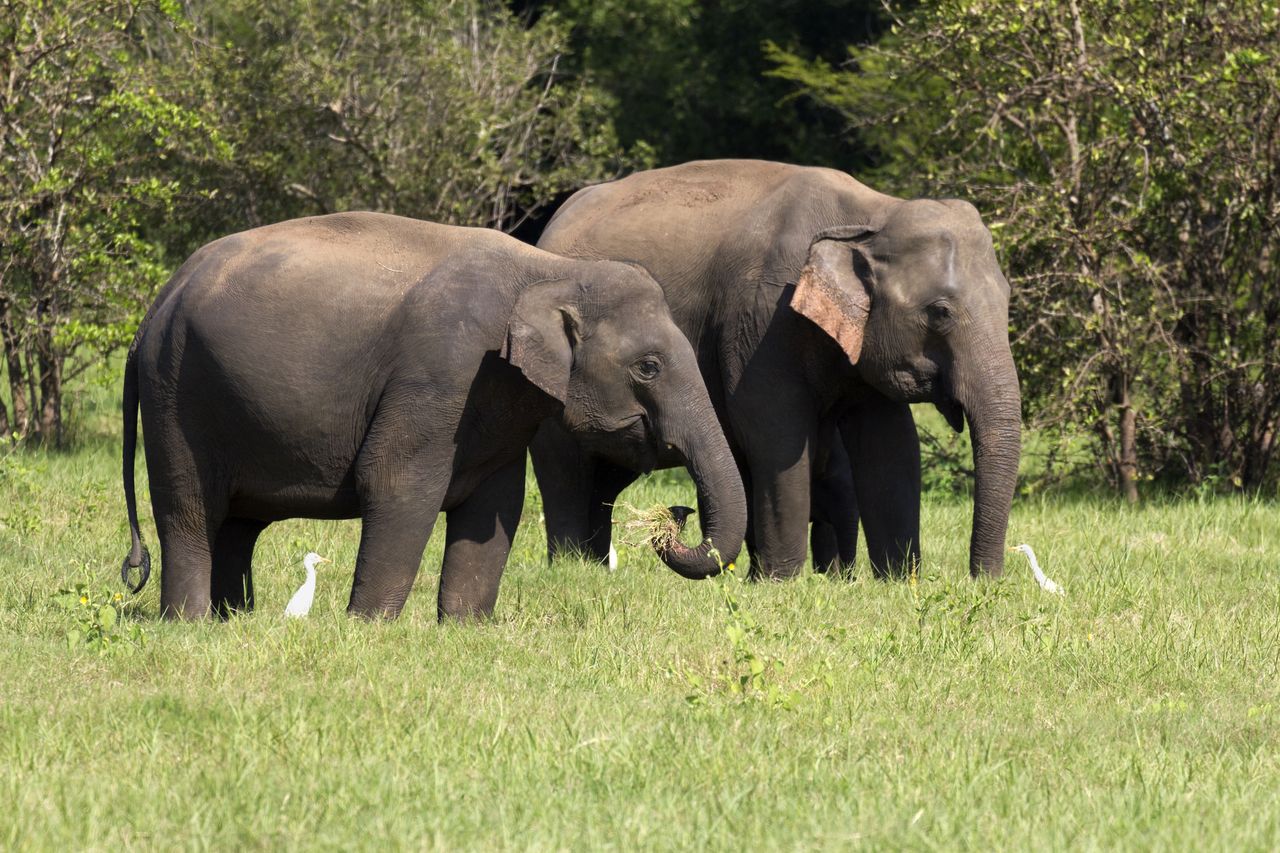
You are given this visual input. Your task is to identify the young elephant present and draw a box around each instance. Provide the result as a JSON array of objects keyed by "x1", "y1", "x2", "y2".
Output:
[{"x1": 120, "y1": 212, "x2": 746, "y2": 620}]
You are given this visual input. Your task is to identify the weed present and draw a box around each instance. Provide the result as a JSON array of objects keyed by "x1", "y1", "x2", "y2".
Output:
[{"x1": 51, "y1": 581, "x2": 148, "y2": 655}]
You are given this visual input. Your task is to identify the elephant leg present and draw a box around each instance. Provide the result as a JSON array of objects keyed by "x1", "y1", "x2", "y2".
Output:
[
  {"x1": 736, "y1": 459, "x2": 758, "y2": 566},
  {"x1": 347, "y1": 481, "x2": 445, "y2": 620},
  {"x1": 810, "y1": 522, "x2": 839, "y2": 574},
  {"x1": 585, "y1": 459, "x2": 640, "y2": 563},
  {"x1": 155, "y1": 491, "x2": 225, "y2": 620},
  {"x1": 811, "y1": 430, "x2": 859, "y2": 576},
  {"x1": 438, "y1": 458, "x2": 525, "y2": 621},
  {"x1": 734, "y1": 410, "x2": 813, "y2": 582},
  {"x1": 211, "y1": 517, "x2": 268, "y2": 618},
  {"x1": 841, "y1": 398, "x2": 921, "y2": 578},
  {"x1": 531, "y1": 419, "x2": 594, "y2": 562}
]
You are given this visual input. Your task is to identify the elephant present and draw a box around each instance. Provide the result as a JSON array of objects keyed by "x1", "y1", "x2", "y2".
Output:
[
  {"x1": 119, "y1": 211, "x2": 747, "y2": 620},
  {"x1": 809, "y1": 421, "x2": 858, "y2": 575},
  {"x1": 531, "y1": 159, "x2": 1021, "y2": 580}
]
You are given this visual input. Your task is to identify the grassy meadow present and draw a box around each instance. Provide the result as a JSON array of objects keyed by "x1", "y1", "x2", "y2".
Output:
[{"x1": 2, "y1": 372, "x2": 1279, "y2": 850}]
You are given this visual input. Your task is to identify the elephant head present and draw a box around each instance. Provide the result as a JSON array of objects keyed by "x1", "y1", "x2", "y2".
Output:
[
  {"x1": 504, "y1": 262, "x2": 747, "y2": 578},
  {"x1": 792, "y1": 199, "x2": 1021, "y2": 577}
]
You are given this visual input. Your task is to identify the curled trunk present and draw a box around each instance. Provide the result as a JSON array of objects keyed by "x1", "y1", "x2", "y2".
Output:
[{"x1": 652, "y1": 398, "x2": 747, "y2": 579}]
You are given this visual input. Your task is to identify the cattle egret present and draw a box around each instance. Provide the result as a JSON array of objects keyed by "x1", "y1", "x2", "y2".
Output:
[
  {"x1": 1010, "y1": 544, "x2": 1062, "y2": 595},
  {"x1": 607, "y1": 543, "x2": 618, "y2": 571},
  {"x1": 285, "y1": 552, "x2": 330, "y2": 617}
]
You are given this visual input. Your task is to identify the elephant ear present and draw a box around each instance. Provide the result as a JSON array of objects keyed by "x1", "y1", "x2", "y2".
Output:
[
  {"x1": 501, "y1": 279, "x2": 582, "y2": 402},
  {"x1": 792, "y1": 224, "x2": 880, "y2": 365}
]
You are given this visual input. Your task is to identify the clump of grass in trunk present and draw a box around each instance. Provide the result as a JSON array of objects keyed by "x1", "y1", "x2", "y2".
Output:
[{"x1": 613, "y1": 502, "x2": 688, "y2": 552}]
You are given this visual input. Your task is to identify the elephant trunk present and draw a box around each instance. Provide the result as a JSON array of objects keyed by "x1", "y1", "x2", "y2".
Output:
[
  {"x1": 653, "y1": 397, "x2": 747, "y2": 579},
  {"x1": 958, "y1": 354, "x2": 1022, "y2": 577}
]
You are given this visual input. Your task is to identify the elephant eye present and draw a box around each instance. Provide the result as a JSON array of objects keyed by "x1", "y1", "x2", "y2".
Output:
[
  {"x1": 634, "y1": 357, "x2": 662, "y2": 381},
  {"x1": 926, "y1": 300, "x2": 955, "y2": 330}
]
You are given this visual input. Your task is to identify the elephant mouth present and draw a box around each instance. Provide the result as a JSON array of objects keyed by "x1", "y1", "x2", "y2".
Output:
[
  {"x1": 935, "y1": 399, "x2": 966, "y2": 433},
  {"x1": 581, "y1": 412, "x2": 659, "y2": 471}
]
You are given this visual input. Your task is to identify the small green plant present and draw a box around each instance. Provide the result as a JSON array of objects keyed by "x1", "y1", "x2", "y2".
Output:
[
  {"x1": 719, "y1": 561, "x2": 798, "y2": 708},
  {"x1": 676, "y1": 552, "x2": 799, "y2": 710},
  {"x1": 51, "y1": 582, "x2": 148, "y2": 655}
]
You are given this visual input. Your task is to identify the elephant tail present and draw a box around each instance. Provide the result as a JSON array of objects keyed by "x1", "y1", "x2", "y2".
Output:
[{"x1": 120, "y1": 327, "x2": 150, "y2": 594}]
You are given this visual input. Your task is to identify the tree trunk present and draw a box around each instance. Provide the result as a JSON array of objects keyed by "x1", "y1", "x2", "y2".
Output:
[
  {"x1": 1118, "y1": 393, "x2": 1139, "y2": 504},
  {"x1": 0, "y1": 301, "x2": 29, "y2": 436},
  {"x1": 34, "y1": 324, "x2": 62, "y2": 446},
  {"x1": 29, "y1": 294, "x2": 62, "y2": 445}
]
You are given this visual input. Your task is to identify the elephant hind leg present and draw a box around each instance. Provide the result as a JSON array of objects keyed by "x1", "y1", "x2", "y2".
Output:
[
  {"x1": 156, "y1": 497, "x2": 225, "y2": 620},
  {"x1": 810, "y1": 436, "x2": 859, "y2": 576},
  {"x1": 211, "y1": 517, "x2": 268, "y2": 618}
]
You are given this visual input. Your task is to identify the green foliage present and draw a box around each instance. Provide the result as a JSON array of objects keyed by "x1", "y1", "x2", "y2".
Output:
[
  {"x1": 679, "y1": 559, "x2": 801, "y2": 709},
  {"x1": 772, "y1": 0, "x2": 1280, "y2": 496},
  {"x1": 0, "y1": 0, "x2": 234, "y2": 444},
  {"x1": 51, "y1": 582, "x2": 148, "y2": 655},
  {"x1": 179, "y1": 0, "x2": 634, "y2": 233}
]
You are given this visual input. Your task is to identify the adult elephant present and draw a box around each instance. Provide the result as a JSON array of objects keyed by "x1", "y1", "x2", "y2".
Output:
[
  {"x1": 120, "y1": 212, "x2": 746, "y2": 620},
  {"x1": 532, "y1": 160, "x2": 1021, "y2": 579}
]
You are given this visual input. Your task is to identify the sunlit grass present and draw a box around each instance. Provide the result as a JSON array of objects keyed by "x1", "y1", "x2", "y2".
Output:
[{"x1": 1, "y1": 374, "x2": 1279, "y2": 849}]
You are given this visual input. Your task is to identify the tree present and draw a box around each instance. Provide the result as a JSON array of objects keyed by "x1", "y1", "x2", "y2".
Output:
[
  {"x1": 179, "y1": 0, "x2": 633, "y2": 235},
  {"x1": 0, "y1": 0, "x2": 228, "y2": 444},
  {"x1": 771, "y1": 0, "x2": 1280, "y2": 497}
]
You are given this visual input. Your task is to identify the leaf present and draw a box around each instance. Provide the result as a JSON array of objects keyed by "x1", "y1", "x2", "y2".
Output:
[
  {"x1": 97, "y1": 604, "x2": 117, "y2": 630},
  {"x1": 725, "y1": 624, "x2": 746, "y2": 647}
]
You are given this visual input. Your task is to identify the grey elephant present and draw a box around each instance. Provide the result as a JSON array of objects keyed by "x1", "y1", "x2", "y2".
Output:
[
  {"x1": 120, "y1": 212, "x2": 747, "y2": 620},
  {"x1": 532, "y1": 159, "x2": 1021, "y2": 579}
]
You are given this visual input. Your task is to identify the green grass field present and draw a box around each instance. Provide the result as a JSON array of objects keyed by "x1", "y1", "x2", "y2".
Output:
[{"x1": 2, "y1": 375, "x2": 1279, "y2": 850}]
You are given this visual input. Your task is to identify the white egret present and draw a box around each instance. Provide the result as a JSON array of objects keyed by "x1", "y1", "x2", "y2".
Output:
[
  {"x1": 285, "y1": 552, "x2": 330, "y2": 617},
  {"x1": 1010, "y1": 544, "x2": 1063, "y2": 595},
  {"x1": 607, "y1": 543, "x2": 618, "y2": 572}
]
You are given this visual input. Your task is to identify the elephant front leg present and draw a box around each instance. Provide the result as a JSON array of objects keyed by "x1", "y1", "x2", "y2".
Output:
[
  {"x1": 438, "y1": 458, "x2": 525, "y2": 621},
  {"x1": 841, "y1": 398, "x2": 921, "y2": 578},
  {"x1": 585, "y1": 459, "x2": 640, "y2": 564},
  {"x1": 348, "y1": 478, "x2": 446, "y2": 619},
  {"x1": 734, "y1": 419, "x2": 814, "y2": 580},
  {"x1": 530, "y1": 420, "x2": 595, "y2": 563}
]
